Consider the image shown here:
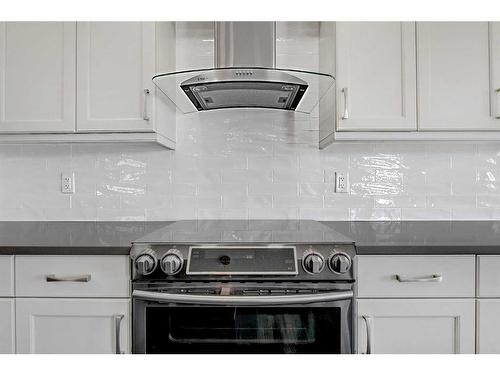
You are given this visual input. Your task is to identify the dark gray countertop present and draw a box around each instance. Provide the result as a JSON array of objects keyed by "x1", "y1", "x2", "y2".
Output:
[
  {"x1": 323, "y1": 221, "x2": 500, "y2": 254},
  {"x1": 0, "y1": 221, "x2": 173, "y2": 255},
  {"x1": 1, "y1": 220, "x2": 500, "y2": 255}
]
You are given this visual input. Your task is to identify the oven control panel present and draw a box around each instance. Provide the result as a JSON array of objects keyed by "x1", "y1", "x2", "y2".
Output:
[{"x1": 130, "y1": 243, "x2": 355, "y2": 281}]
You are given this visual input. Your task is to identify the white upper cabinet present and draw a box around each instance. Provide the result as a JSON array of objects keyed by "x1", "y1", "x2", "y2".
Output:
[
  {"x1": 492, "y1": 22, "x2": 500, "y2": 124},
  {"x1": 417, "y1": 22, "x2": 499, "y2": 131},
  {"x1": 77, "y1": 22, "x2": 156, "y2": 132},
  {"x1": 0, "y1": 22, "x2": 76, "y2": 133},
  {"x1": 335, "y1": 22, "x2": 417, "y2": 131}
]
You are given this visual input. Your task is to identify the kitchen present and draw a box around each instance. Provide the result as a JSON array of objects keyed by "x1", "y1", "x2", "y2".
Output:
[{"x1": 0, "y1": 0, "x2": 499, "y2": 373}]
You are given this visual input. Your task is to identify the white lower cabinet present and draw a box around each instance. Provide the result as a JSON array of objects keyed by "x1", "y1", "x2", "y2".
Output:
[
  {"x1": 16, "y1": 298, "x2": 130, "y2": 354},
  {"x1": 357, "y1": 299, "x2": 475, "y2": 354},
  {"x1": 477, "y1": 299, "x2": 500, "y2": 353},
  {"x1": 0, "y1": 299, "x2": 15, "y2": 354}
]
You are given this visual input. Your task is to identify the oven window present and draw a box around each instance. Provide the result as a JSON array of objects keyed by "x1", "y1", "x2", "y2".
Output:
[{"x1": 145, "y1": 306, "x2": 342, "y2": 354}]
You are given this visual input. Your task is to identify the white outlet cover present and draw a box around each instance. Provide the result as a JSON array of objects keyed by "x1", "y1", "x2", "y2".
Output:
[
  {"x1": 61, "y1": 172, "x2": 75, "y2": 194},
  {"x1": 335, "y1": 172, "x2": 349, "y2": 193}
]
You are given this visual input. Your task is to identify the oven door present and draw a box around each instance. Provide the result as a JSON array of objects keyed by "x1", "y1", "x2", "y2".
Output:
[{"x1": 133, "y1": 287, "x2": 353, "y2": 354}]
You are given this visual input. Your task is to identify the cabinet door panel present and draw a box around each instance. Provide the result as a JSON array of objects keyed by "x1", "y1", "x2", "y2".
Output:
[
  {"x1": 16, "y1": 298, "x2": 130, "y2": 354},
  {"x1": 77, "y1": 22, "x2": 155, "y2": 132},
  {"x1": 0, "y1": 299, "x2": 14, "y2": 354},
  {"x1": 357, "y1": 299, "x2": 475, "y2": 354},
  {"x1": 336, "y1": 22, "x2": 417, "y2": 131},
  {"x1": 492, "y1": 22, "x2": 500, "y2": 122},
  {"x1": 477, "y1": 299, "x2": 500, "y2": 353},
  {"x1": 0, "y1": 22, "x2": 76, "y2": 132},
  {"x1": 0, "y1": 256, "x2": 14, "y2": 297},
  {"x1": 417, "y1": 22, "x2": 497, "y2": 130}
]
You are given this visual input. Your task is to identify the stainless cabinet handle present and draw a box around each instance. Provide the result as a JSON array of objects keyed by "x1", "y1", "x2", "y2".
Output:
[
  {"x1": 45, "y1": 274, "x2": 91, "y2": 282},
  {"x1": 362, "y1": 315, "x2": 373, "y2": 354},
  {"x1": 341, "y1": 87, "x2": 349, "y2": 120},
  {"x1": 143, "y1": 88, "x2": 150, "y2": 121},
  {"x1": 496, "y1": 88, "x2": 500, "y2": 120},
  {"x1": 114, "y1": 314, "x2": 125, "y2": 354},
  {"x1": 395, "y1": 274, "x2": 443, "y2": 283}
]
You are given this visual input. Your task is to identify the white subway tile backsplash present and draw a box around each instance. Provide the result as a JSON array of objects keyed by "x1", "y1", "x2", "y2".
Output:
[
  {"x1": 401, "y1": 208, "x2": 452, "y2": 221},
  {"x1": 451, "y1": 208, "x2": 500, "y2": 221},
  {"x1": 249, "y1": 183, "x2": 299, "y2": 196},
  {"x1": 248, "y1": 208, "x2": 299, "y2": 220},
  {"x1": 300, "y1": 183, "x2": 336, "y2": 197},
  {"x1": 477, "y1": 195, "x2": 500, "y2": 208},
  {"x1": 427, "y1": 195, "x2": 477, "y2": 209},
  {"x1": 197, "y1": 183, "x2": 247, "y2": 197},
  {"x1": 274, "y1": 195, "x2": 323, "y2": 209},
  {"x1": 2, "y1": 129, "x2": 500, "y2": 222},
  {"x1": 350, "y1": 208, "x2": 402, "y2": 221},
  {"x1": 197, "y1": 209, "x2": 247, "y2": 220},
  {"x1": 222, "y1": 195, "x2": 273, "y2": 209},
  {"x1": 222, "y1": 169, "x2": 273, "y2": 184}
]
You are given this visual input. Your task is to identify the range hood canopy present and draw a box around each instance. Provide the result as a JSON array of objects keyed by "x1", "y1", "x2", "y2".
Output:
[{"x1": 153, "y1": 22, "x2": 335, "y2": 114}]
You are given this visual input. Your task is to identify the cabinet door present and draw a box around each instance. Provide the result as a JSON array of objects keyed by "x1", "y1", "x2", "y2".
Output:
[
  {"x1": 336, "y1": 22, "x2": 417, "y2": 131},
  {"x1": 357, "y1": 299, "x2": 475, "y2": 354},
  {"x1": 493, "y1": 23, "x2": 500, "y2": 123},
  {"x1": 0, "y1": 22, "x2": 76, "y2": 132},
  {"x1": 16, "y1": 298, "x2": 130, "y2": 354},
  {"x1": 417, "y1": 22, "x2": 498, "y2": 130},
  {"x1": 0, "y1": 299, "x2": 14, "y2": 354},
  {"x1": 77, "y1": 22, "x2": 155, "y2": 132},
  {"x1": 477, "y1": 299, "x2": 500, "y2": 353}
]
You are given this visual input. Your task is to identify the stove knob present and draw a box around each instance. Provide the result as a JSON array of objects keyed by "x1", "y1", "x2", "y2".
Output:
[
  {"x1": 161, "y1": 250, "x2": 183, "y2": 276},
  {"x1": 302, "y1": 252, "x2": 325, "y2": 274},
  {"x1": 135, "y1": 250, "x2": 158, "y2": 276},
  {"x1": 329, "y1": 253, "x2": 352, "y2": 274}
]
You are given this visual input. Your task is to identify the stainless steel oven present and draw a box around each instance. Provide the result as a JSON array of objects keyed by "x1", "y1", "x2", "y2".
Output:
[
  {"x1": 132, "y1": 282, "x2": 353, "y2": 354},
  {"x1": 129, "y1": 220, "x2": 356, "y2": 354}
]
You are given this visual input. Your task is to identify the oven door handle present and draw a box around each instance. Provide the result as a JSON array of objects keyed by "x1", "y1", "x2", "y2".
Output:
[{"x1": 132, "y1": 289, "x2": 353, "y2": 305}]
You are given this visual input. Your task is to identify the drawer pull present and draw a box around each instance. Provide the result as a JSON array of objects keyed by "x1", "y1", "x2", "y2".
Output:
[
  {"x1": 341, "y1": 87, "x2": 349, "y2": 120},
  {"x1": 115, "y1": 314, "x2": 125, "y2": 354},
  {"x1": 395, "y1": 274, "x2": 442, "y2": 283},
  {"x1": 496, "y1": 88, "x2": 500, "y2": 119},
  {"x1": 45, "y1": 274, "x2": 91, "y2": 283},
  {"x1": 143, "y1": 88, "x2": 151, "y2": 121},
  {"x1": 362, "y1": 315, "x2": 373, "y2": 354}
]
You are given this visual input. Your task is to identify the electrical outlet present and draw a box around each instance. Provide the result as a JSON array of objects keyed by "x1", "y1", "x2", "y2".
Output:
[
  {"x1": 335, "y1": 172, "x2": 349, "y2": 193},
  {"x1": 61, "y1": 172, "x2": 75, "y2": 194}
]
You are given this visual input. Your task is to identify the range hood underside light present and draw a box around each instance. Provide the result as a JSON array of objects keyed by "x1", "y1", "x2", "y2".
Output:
[{"x1": 182, "y1": 81, "x2": 308, "y2": 111}]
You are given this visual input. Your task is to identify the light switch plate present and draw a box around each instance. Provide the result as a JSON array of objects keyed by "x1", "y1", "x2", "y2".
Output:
[
  {"x1": 335, "y1": 172, "x2": 348, "y2": 193},
  {"x1": 61, "y1": 172, "x2": 75, "y2": 194}
]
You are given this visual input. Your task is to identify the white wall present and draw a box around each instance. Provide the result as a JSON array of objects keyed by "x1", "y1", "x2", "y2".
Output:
[{"x1": 0, "y1": 22, "x2": 499, "y2": 221}]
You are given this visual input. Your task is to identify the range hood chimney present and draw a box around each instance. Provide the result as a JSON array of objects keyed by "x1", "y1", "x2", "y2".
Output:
[
  {"x1": 215, "y1": 22, "x2": 276, "y2": 68},
  {"x1": 153, "y1": 22, "x2": 335, "y2": 114}
]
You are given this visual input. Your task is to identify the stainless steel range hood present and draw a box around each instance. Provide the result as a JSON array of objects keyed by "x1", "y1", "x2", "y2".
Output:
[{"x1": 153, "y1": 22, "x2": 335, "y2": 114}]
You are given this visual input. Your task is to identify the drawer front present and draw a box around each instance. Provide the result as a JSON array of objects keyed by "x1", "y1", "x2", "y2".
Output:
[
  {"x1": 15, "y1": 255, "x2": 130, "y2": 297},
  {"x1": 478, "y1": 256, "x2": 500, "y2": 297},
  {"x1": 356, "y1": 255, "x2": 475, "y2": 298},
  {"x1": 0, "y1": 256, "x2": 14, "y2": 297}
]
